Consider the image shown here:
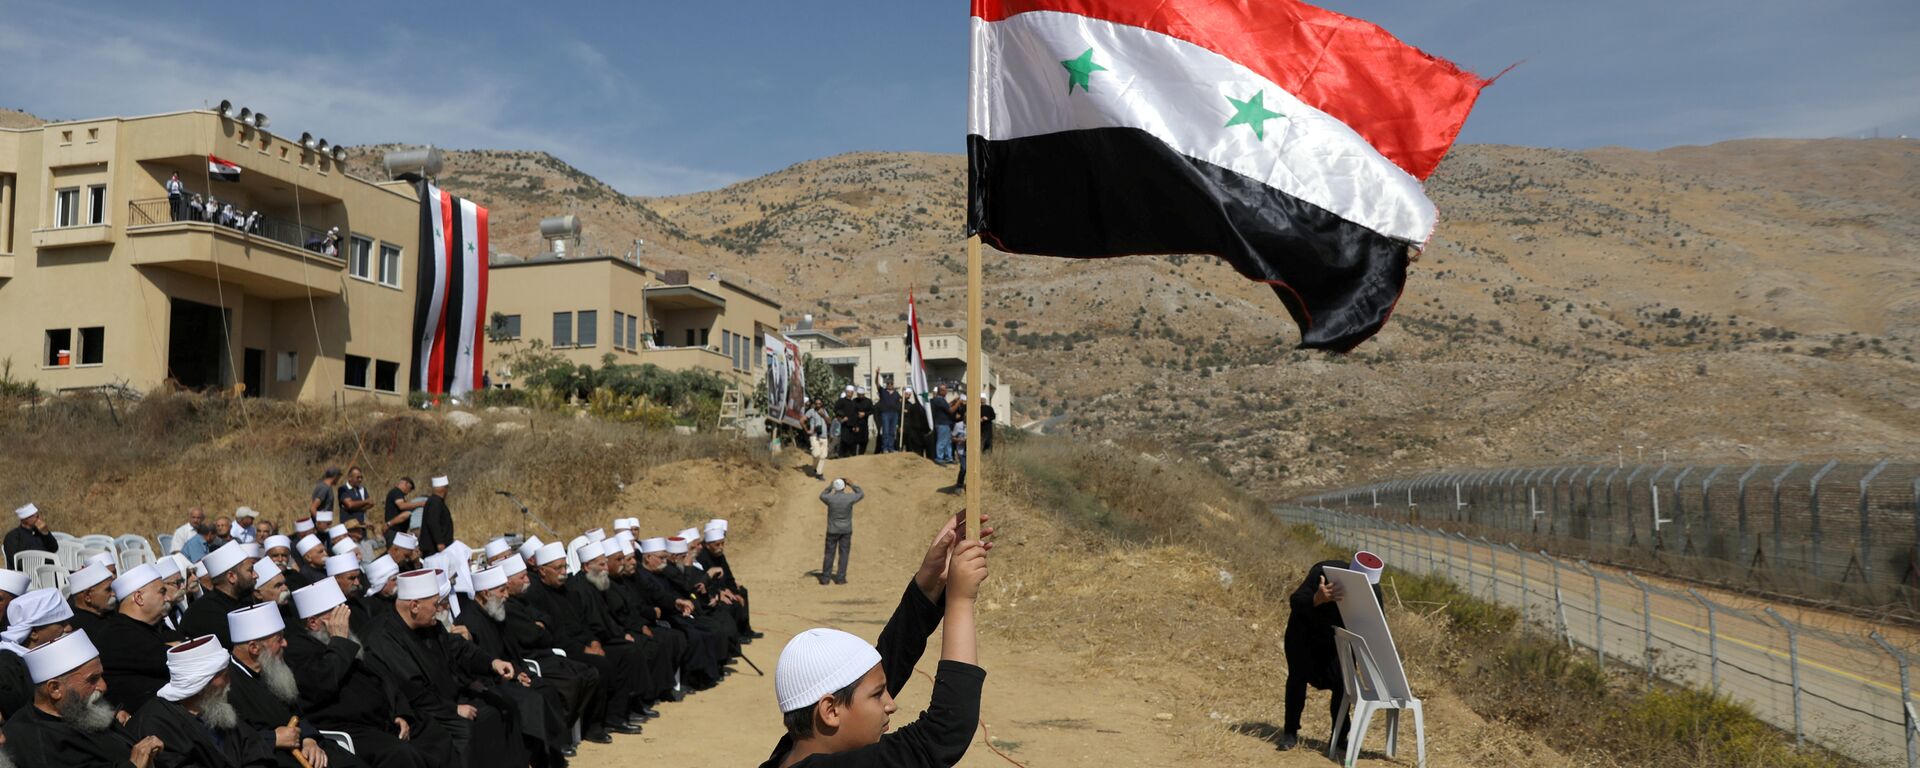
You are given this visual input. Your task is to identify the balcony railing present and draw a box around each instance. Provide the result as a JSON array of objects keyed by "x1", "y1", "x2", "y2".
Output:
[{"x1": 128, "y1": 198, "x2": 334, "y2": 255}]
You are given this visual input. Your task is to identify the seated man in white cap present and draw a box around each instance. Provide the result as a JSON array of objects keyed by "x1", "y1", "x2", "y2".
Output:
[
  {"x1": 262, "y1": 536, "x2": 296, "y2": 575},
  {"x1": 5, "y1": 630, "x2": 166, "y2": 768},
  {"x1": 130, "y1": 634, "x2": 278, "y2": 767},
  {"x1": 662, "y1": 536, "x2": 745, "y2": 659},
  {"x1": 417, "y1": 477, "x2": 455, "y2": 557},
  {"x1": 1277, "y1": 551, "x2": 1387, "y2": 752},
  {"x1": 0, "y1": 588, "x2": 75, "y2": 718},
  {"x1": 94, "y1": 564, "x2": 185, "y2": 715},
  {"x1": 294, "y1": 535, "x2": 329, "y2": 587},
  {"x1": 630, "y1": 537, "x2": 727, "y2": 690},
  {"x1": 153, "y1": 556, "x2": 192, "y2": 632},
  {"x1": 361, "y1": 555, "x2": 401, "y2": 607},
  {"x1": 388, "y1": 533, "x2": 423, "y2": 572},
  {"x1": 364, "y1": 570, "x2": 525, "y2": 768},
  {"x1": 65, "y1": 562, "x2": 117, "y2": 635},
  {"x1": 0, "y1": 567, "x2": 31, "y2": 632},
  {"x1": 178, "y1": 542, "x2": 257, "y2": 646},
  {"x1": 225, "y1": 603, "x2": 349, "y2": 768},
  {"x1": 4, "y1": 504, "x2": 57, "y2": 569},
  {"x1": 284, "y1": 579, "x2": 449, "y2": 768},
  {"x1": 454, "y1": 565, "x2": 580, "y2": 762},
  {"x1": 699, "y1": 522, "x2": 762, "y2": 640},
  {"x1": 761, "y1": 512, "x2": 992, "y2": 768},
  {"x1": 514, "y1": 542, "x2": 651, "y2": 733},
  {"x1": 324, "y1": 554, "x2": 371, "y2": 635},
  {"x1": 565, "y1": 542, "x2": 672, "y2": 719}
]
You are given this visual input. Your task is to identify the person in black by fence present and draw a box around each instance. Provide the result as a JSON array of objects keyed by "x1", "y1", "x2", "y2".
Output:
[{"x1": 1277, "y1": 552, "x2": 1385, "y2": 753}]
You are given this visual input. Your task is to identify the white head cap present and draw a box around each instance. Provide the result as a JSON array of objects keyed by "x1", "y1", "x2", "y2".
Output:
[
  {"x1": 228, "y1": 602, "x2": 286, "y2": 644},
  {"x1": 110, "y1": 564, "x2": 162, "y2": 601},
  {"x1": 365, "y1": 555, "x2": 400, "y2": 594},
  {"x1": 315, "y1": 511, "x2": 333, "y2": 524},
  {"x1": 774, "y1": 628, "x2": 883, "y2": 713},
  {"x1": 294, "y1": 520, "x2": 315, "y2": 534},
  {"x1": 484, "y1": 539, "x2": 510, "y2": 559},
  {"x1": 325, "y1": 553, "x2": 360, "y2": 577},
  {"x1": 392, "y1": 532, "x2": 418, "y2": 550},
  {"x1": 291, "y1": 579, "x2": 346, "y2": 619},
  {"x1": 395, "y1": 570, "x2": 439, "y2": 601},
  {"x1": 1350, "y1": 551, "x2": 1385, "y2": 585},
  {"x1": 326, "y1": 525, "x2": 347, "y2": 541},
  {"x1": 151, "y1": 557, "x2": 181, "y2": 580},
  {"x1": 330, "y1": 541, "x2": 357, "y2": 556},
  {"x1": 518, "y1": 537, "x2": 545, "y2": 560},
  {"x1": 156, "y1": 635, "x2": 229, "y2": 702},
  {"x1": 500, "y1": 557, "x2": 527, "y2": 578},
  {"x1": 640, "y1": 537, "x2": 667, "y2": 554},
  {"x1": 0, "y1": 569, "x2": 31, "y2": 596},
  {"x1": 241, "y1": 543, "x2": 264, "y2": 559},
  {"x1": 665, "y1": 537, "x2": 688, "y2": 555},
  {"x1": 677, "y1": 528, "x2": 701, "y2": 542},
  {"x1": 585, "y1": 528, "x2": 607, "y2": 543},
  {"x1": 831, "y1": 478, "x2": 845, "y2": 492},
  {"x1": 577, "y1": 541, "x2": 606, "y2": 562},
  {"x1": 203, "y1": 542, "x2": 248, "y2": 577},
  {"x1": 251, "y1": 558, "x2": 283, "y2": 590},
  {"x1": 25, "y1": 628, "x2": 99, "y2": 684},
  {"x1": 703, "y1": 524, "x2": 725, "y2": 542},
  {"x1": 431, "y1": 476, "x2": 449, "y2": 489},
  {"x1": 470, "y1": 566, "x2": 507, "y2": 592},
  {"x1": 13, "y1": 503, "x2": 39, "y2": 521},
  {"x1": 263, "y1": 535, "x2": 293, "y2": 553},
  {"x1": 233, "y1": 506, "x2": 256, "y2": 520},
  {"x1": 535, "y1": 543, "x2": 567, "y2": 566},
  {"x1": 86, "y1": 552, "x2": 116, "y2": 571},
  {"x1": 67, "y1": 563, "x2": 113, "y2": 595},
  {"x1": 296, "y1": 535, "x2": 323, "y2": 555}
]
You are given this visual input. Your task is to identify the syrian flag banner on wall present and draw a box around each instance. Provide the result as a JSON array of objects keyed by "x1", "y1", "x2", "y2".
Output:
[
  {"x1": 967, "y1": 0, "x2": 1490, "y2": 351},
  {"x1": 207, "y1": 155, "x2": 242, "y2": 182},
  {"x1": 904, "y1": 291, "x2": 933, "y2": 422},
  {"x1": 410, "y1": 182, "x2": 490, "y2": 396}
]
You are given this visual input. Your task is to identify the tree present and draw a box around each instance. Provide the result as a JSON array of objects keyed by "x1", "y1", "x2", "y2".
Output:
[{"x1": 802, "y1": 354, "x2": 843, "y2": 405}]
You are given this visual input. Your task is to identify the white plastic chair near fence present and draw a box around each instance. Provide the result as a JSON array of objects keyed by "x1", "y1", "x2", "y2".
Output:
[{"x1": 1330, "y1": 626, "x2": 1425, "y2": 768}]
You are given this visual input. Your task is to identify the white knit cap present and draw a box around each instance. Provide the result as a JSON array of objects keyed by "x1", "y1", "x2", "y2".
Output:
[
  {"x1": 534, "y1": 543, "x2": 567, "y2": 566},
  {"x1": 640, "y1": 537, "x2": 667, "y2": 554},
  {"x1": 500, "y1": 557, "x2": 527, "y2": 578},
  {"x1": 3, "y1": 588, "x2": 72, "y2": 646},
  {"x1": 85, "y1": 552, "x2": 116, "y2": 571},
  {"x1": 831, "y1": 478, "x2": 846, "y2": 491},
  {"x1": 294, "y1": 520, "x2": 315, "y2": 534},
  {"x1": 228, "y1": 602, "x2": 285, "y2": 643},
  {"x1": 484, "y1": 539, "x2": 510, "y2": 559},
  {"x1": 431, "y1": 476, "x2": 449, "y2": 488},
  {"x1": 263, "y1": 535, "x2": 293, "y2": 553},
  {"x1": 252, "y1": 558, "x2": 283, "y2": 590},
  {"x1": 365, "y1": 555, "x2": 400, "y2": 593},
  {"x1": 470, "y1": 566, "x2": 507, "y2": 592},
  {"x1": 325, "y1": 553, "x2": 360, "y2": 577},
  {"x1": 110, "y1": 564, "x2": 161, "y2": 601},
  {"x1": 395, "y1": 570, "x2": 438, "y2": 601},
  {"x1": 67, "y1": 563, "x2": 112, "y2": 595},
  {"x1": 0, "y1": 569, "x2": 30, "y2": 596},
  {"x1": 1350, "y1": 551, "x2": 1385, "y2": 585},
  {"x1": 326, "y1": 525, "x2": 348, "y2": 540},
  {"x1": 156, "y1": 635, "x2": 228, "y2": 702},
  {"x1": 775, "y1": 628, "x2": 883, "y2": 713},
  {"x1": 296, "y1": 535, "x2": 323, "y2": 555},
  {"x1": 665, "y1": 537, "x2": 688, "y2": 554},
  {"x1": 203, "y1": 542, "x2": 248, "y2": 577},
  {"x1": 577, "y1": 541, "x2": 606, "y2": 562},
  {"x1": 13, "y1": 503, "x2": 38, "y2": 520},
  {"x1": 330, "y1": 541, "x2": 357, "y2": 556},
  {"x1": 25, "y1": 628, "x2": 98, "y2": 683},
  {"x1": 291, "y1": 579, "x2": 346, "y2": 619},
  {"x1": 518, "y1": 537, "x2": 544, "y2": 560}
]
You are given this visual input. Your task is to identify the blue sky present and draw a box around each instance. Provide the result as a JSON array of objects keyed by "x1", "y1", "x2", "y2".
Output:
[{"x1": 3, "y1": 1, "x2": 1915, "y2": 195}]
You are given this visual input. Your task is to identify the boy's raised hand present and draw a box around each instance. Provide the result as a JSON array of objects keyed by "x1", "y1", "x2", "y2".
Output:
[
  {"x1": 916, "y1": 510, "x2": 995, "y2": 601},
  {"x1": 947, "y1": 539, "x2": 990, "y2": 602}
]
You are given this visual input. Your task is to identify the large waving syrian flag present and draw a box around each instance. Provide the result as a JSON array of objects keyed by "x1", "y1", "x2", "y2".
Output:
[
  {"x1": 410, "y1": 182, "x2": 489, "y2": 396},
  {"x1": 967, "y1": 0, "x2": 1490, "y2": 351}
]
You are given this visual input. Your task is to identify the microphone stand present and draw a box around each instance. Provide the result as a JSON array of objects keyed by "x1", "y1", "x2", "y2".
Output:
[{"x1": 495, "y1": 490, "x2": 559, "y2": 542}]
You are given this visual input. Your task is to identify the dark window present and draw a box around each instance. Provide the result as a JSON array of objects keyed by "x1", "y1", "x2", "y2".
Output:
[
  {"x1": 614, "y1": 311, "x2": 626, "y2": 349},
  {"x1": 374, "y1": 360, "x2": 399, "y2": 393},
  {"x1": 699, "y1": 328, "x2": 710, "y2": 347},
  {"x1": 344, "y1": 354, "x2": 371, "y2": 389},
  {"x1": 627, "y1": 315, "x2": 638, "y2": 350},
  {"x1": 45, "y1": 329, "x2": 72, "y2": 366},
  {"x1": 553, "y1": 312, "x2": 573, "y2": 347},
  {"x1": 492, "y1": 314, "x2": 521, "y2": 340},
  {"x1": 577, "y1": 310, "x2": 597, "y2": 347},
  {"x1": 87, "y1": 185, "x2": 107, "y2": 225},
  {"x1": 78, "y1": 327, "x2": 104, "y2": 365},
  {"x1": 684, "y1": 329, "x2": 696, "y2": 348}
]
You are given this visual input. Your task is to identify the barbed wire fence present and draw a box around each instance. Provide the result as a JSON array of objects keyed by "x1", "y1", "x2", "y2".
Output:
[{"x1": 1278, "y1": 505, "x2": 1919, "y2": 767}]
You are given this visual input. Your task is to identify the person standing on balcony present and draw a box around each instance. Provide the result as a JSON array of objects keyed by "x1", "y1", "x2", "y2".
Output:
[
  {"x1": 187, "y1": 194, "x2": 206, "y2": 223},
  {"x1": 165, "y1": 173, "x2": 185, "y2": 221},
  {"x1": 876, "y1": 382, "x2": 902, "y2": 454},
  {"x1": 929, "y1": 386, "x2": 954, "y2": 466}
]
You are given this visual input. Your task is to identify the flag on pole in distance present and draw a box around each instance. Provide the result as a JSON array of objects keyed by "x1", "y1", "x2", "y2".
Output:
[
  {"x1": 410, "y1": 181, "x2": 489, "y2": 396},
  {"x1": 207, "y1": 155, "x2": 241, "y2": 182},
  {"x1": 904, "y1": 290, "x2": 933, "y2": 423},
  {"x1": 966, "y1": 0, "x2": 1491, "y2": 351}
]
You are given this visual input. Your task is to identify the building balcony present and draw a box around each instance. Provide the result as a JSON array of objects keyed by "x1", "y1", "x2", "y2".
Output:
[
  {"x1": 641, "y1": 345, "x2": 736, "y2": 375},
  {"x1": 124, "y1": 198, "x2": 347, "y2": 299},
  {"x1": 31, "y1": 224, "x2": 113, "y2": 249},
  {"x1": 644, "y1": 284, "x2": 728, "y2": 310}
]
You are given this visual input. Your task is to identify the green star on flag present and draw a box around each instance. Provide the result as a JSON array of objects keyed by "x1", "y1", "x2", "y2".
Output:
[
  {"x1": 1225, "y1": 91, "x2": 1285, "y2": 140},
  {"x1": 1061, "y1": 48, "x2": 1106, "y2": 94}
]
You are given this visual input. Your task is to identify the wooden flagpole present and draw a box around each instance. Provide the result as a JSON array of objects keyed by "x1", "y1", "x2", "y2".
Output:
[{"x1": 964, "y1": 236, "x2": 984, "y2": 524}]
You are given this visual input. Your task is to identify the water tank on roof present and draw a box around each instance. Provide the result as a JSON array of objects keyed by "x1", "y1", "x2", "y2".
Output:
[
  {"x1": 383, "y1": 146, "x2": 445, "y2": 180},
  {"x1": 539, "y1": 216, "x2": 582, "y2": 239}
]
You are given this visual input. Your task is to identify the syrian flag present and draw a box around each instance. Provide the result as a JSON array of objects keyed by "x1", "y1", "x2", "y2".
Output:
[
  {"x1": 409, "y1": 182, "x2": 490, "y2": 397},
  {"x1": 968, "y1": 0, "x2": 1491, "y2": 351},
  {"x1": 904, "y1": 291, "x2": 933, "y2": 422},
  {"x1": 207, "y1": 154, "x2": 242, "y2": 182}
]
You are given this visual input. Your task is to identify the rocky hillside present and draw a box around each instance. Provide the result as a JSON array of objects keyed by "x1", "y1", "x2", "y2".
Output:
[{"x1": 304, "y1": 133, "x2": 1920, "y2": 496}]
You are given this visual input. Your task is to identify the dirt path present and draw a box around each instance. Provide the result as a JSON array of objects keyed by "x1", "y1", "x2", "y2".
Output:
[{"x1": 584, "y1": 452, "x2": 1522, "y2": 766}]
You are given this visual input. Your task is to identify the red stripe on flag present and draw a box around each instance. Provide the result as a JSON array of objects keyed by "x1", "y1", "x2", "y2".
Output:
[
  {"x1": 471, "y1": 204, "x2": 489, "y2": 391},
  {"x1": 972, "y1": 0, "x2": 1486, "y2": 180},
  {"x1": 428, "y1": 190, "x2": 456, "y2": 393}
]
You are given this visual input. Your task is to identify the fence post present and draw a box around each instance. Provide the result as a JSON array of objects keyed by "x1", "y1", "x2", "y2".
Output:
[
  {"x1": 1625, "y1": 572, "x2": 1655, "y2": 685},
  {"x1": 1736, "y1": 463, "x2": 1763, "y2": 567},
  {"x1": 1625, "y1": 465, "x2": 1648, "y2": 546},
  {"x1": 1770, "y1": 462, "x2": 1802, "y2": 575},
  {"x1": 1577, "y1": 560, "x2": 1603, "y2": 665},
  {"x1": 1512, "y1": 542, "x2": 1528, "y2": 626},
  {"x1": 1462, "y1": 532, "x2": 1476, "y2": 597},
  {"x1": 1764, "y1": 607, "x2": 1804, "y2": 747},
  {"x1": 1687, "y1": 588, "x2": 1718, "y2": 694},
  {"x1": 1425, "y1": 524, "x2": 1437, "y2": 576},
  {"x1": 1482, "y1": 536, "x2": 1498, "y2": 604},
  {"x1": 1445, "y1": 533, "x2": 1455, "y2": 583},
  {"x1": 1860, "y1": 459, "x2": 1891, "y2": 587},
  {"x1": 1544, "y1": 551, "x2": 1569, "y2": 644},
  {"x1": 1699, "y1": 465, "x2": 1725, "y2": 558},
  {"x1": 1870, "y1": 632, "x2": 1916, "y2": 768},
  {"x1": 1808, "y1": 460, "x2": 1840, "y2": 581}
]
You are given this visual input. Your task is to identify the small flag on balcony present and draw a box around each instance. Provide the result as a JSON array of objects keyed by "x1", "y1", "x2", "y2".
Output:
[
  {"x1": 207, "y1": 154, "x2": 242, "y2": 183},
  {"x1": 410, "y1": 182, "x2": 490, "y2": 397},
  {"x1": 904, "y1": 290, "x2": 932, "y2": 421},
  {"x1": 966, "y1": 0, "x2": 1491, "y2": 351}
]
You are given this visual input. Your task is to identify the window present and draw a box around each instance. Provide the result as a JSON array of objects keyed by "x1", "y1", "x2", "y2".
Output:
[
  {"x1": 699, "y1": 328, "x2": 710, "y2": 347},
  {"x1": 349, "y1": 236, "x2": 374, "y2": 280},
  {"x1": 577, "y1": 310, "x2": 597, "y2": 347},
  {"x1": 553, "y1": 312, "x2": 573, "y2": 347},
  {"x1": 374, "y1": 360, "x2": 400, "y2": 393},
  {"x1": 276, "y1": 351, "x2": 298, "y2": 382},
  {"x1": 378, "y1": 243, "x2": 403, "y2": 287},
  {"x1": 344, "y1": 354, "x2": 371, "y2": 389},
  {"x1": 54, "y1": 188, "x2": 80, "y2": 227},
  {"x1": 627, "y1": 315, "x2": 638, "y2": 350},
  {"x1": 44, "y1": 329, "x2": 72, "y2": 367},
  {"x1": 613, "y1": 312, "x2": 626, "y2": 350},
  {"x1": 754, "y1": 332, "x2": 763, "y2": 367},
  {"x1": 492, "y1": 314, "x2": 521, "y2": 341},
  {"x1": 685, "y1": 329, "x2": 696, "y2": 348},
  {"x1": 721, "y1": 330, "x2": 732, "y2": 359},
  {"x1": 87, "y1": 185, "x2": 107, "y2": 225},
  {"x1": 78, "y1": 327, "x2": 104, "y2": 365}
]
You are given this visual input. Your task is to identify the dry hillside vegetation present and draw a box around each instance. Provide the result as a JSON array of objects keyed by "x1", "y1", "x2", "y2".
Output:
[{"x1": 336, "y1": 136, "x2": 1920, "y2": 497}]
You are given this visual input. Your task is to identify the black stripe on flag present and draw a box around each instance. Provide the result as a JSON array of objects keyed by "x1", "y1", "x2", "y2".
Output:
[
  {"x1": 967, "y1": 128, "x2": 1409, "y2": 352},
  {"x1": 409, "y1": 181, "x2": 437, "y2": 392},
  {"x1": 440, "y1": 199, "x2": 466, "y2": 390}
]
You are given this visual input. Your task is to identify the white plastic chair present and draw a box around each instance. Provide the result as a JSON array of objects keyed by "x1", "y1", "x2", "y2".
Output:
[
  {"x1": 117, "y1": 535, "x2": 154, "y2": 555},
  {"x1": 30, "y1": 564, "x2": 65, "y2": 591},
  {"x1": 79, "y1": 534, "x2": 117, "y2": 554},
  {"x1": 118, "y1": 550, "x2": 154, "y2": 571},
  {"x1": 55, "y1": 541, "x2": 84, "y2": 569},
  {"x1": 318, "y1": 730, "x2": 355, "y2": 754},
  {"x1": 77, "y1": 548, "x2": 110, "y2": 569},
  {"x1": 157, "y1": 534, "x2": 174, "y2": 555},
  {"x1": 1329, "y1": 627, "x2": 1424, "y2": 768},
  {"x1": 14, "y1": 550, "x2": 61, "y2": 573},
  {"x1": 52, "y1": 532, "x2": 78, "y2": 544}
]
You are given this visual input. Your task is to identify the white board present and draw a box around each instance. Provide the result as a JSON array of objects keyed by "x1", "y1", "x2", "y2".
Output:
[{"x1": 1323, "y1": 566, "x2": 1413, "y2": 700}]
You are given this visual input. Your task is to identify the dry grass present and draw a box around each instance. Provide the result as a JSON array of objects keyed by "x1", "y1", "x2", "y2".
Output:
[{"x1": 0, "y1": 391, "x2": 777, "y2": 541}]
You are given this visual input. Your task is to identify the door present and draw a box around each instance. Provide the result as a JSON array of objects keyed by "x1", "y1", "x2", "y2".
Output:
[
  {"x1": 243, "y1": 348, "x2": 265, "y2": 398},
  {"x1": 166, "y1": 299, "x2": 229, "y2": 391}
]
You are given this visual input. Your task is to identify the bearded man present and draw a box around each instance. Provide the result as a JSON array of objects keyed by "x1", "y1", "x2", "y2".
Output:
[
  {"x1": 3, "y1": 631, "x2": 166, "y2": 767},
  {"x1": 131, "y1": 634, "x2": 279, "y2": 767},
  {"x1": 225, "y1": 602, "x2": 354, "y2": 768}
]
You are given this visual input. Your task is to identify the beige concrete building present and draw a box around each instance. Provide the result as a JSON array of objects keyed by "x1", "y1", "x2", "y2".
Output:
[
  {"x1": 483, "y1": 255, "x2": 783, "y2": 389},
  {"x1": 785, "y1": 321, "x2": 1013, "y2": 422},
  {"x1": 0, "y1": 108, "x2": 427, "y2": 402}
]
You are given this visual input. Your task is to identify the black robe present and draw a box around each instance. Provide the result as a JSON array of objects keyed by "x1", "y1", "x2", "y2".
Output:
[
  {"x1": 3, "y1": 525, "x2": 57, "y2": 567},
  {"x1": 635, "y1": 568, "x2": 728, "y2": 685},
  {"x1": 282, "y1": 630, "x2": 449, "y2": 768},
  {"x1": 705, "y1": 550, "x2": 755, "y2": 634},
  {"x1": 516, "y1": 580, "x2": 648, "y2": 717},
  {"x1": 131, "y1": 695, "x2": 279, "y2": 768},
  {"x1": 0, "y1": 649, "x2": 32, "y2": 719},
  {"x1": 178, "y1": 589, "x2": 252, "y2": 648},
  {"x1": 498, "y1": 594, "x2": 613, "y2": 731},
  {"x1": 566, "y1": 574, "x2": 672, "y2": 701},
  {"x1": 454, "y1": 595, "x2": 574, "y2": 754},
  {"x1": 225, "y1": 658, "x2": 359, "y2": 768},
  {"x1": 363, "y1": 610, "x2": 524, "y2": 768},
  {"x1": 68, "y1": 607, "x2": 109, "y2": 637},
  {"x1": 95, "y1": 612, "x2": 185, "y2": 714},
  {"x1": 1284, "y1": 560, "x2": 1384, "y2": 689},
  {"x1": 417, "y1": 496, "x2": 454, "y2": 557},
  {"x1": 3, "y1": 703, "x2": 137, "y2": 768}
]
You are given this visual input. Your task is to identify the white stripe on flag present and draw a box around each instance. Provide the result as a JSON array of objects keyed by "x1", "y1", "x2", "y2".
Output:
[
  {"x1": 907, "y1": 295, "x2": 932, "y2": 423},
  {"x1": 969, "y1": 11, "x2": 1434, "y2": 242},
  {"x1": 417, "y1": 184, "x2": 449, "y2": 392},
  {"x1": 451, "y1": 198, "x2": 481, "y2": 396}
]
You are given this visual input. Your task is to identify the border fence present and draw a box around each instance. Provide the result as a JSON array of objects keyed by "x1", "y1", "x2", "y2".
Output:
[
  {"x1": 1278, "y1": 505, "x2": 1920, "y2": 767},
  {"x1": 1295, "y1": 461, "x2": 1920, "y2": 612}
]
